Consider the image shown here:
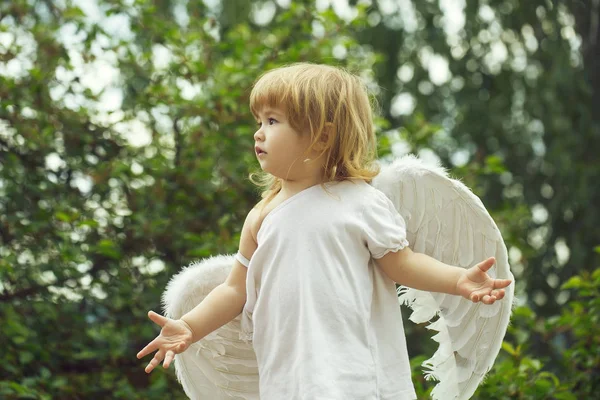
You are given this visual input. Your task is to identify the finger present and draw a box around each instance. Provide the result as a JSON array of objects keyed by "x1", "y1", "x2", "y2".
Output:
[
  {"x1": 482, "y1": 294, "x2": 496, "y2": 304},
  {"x1": 148, "y1": 310, "x2": 168, "y2": 327},
  {"x1": 470, "y1": 293, "x2": 479, "y2": 303},
  {"x1": 493, "y1": 279, "x2": 512, "y2": 289},
  {"x1": 137, "y1": 338, "x2": 159, "y2": 359},
  {"x1": 163, "y1": 350, "x2": 175, "y2": 369},
  {"x1": 145, "y1": 350, "x2": 165, "y2": 374},
  {"x1": 145, "y1": 358, "x2": 158, "y2": 374},
  {"x1": 477, "y1": 257, "x2": 496, "y2": 273},
  {"x1": 492, "y1": 289, "x2": 505, "y2": 300}
]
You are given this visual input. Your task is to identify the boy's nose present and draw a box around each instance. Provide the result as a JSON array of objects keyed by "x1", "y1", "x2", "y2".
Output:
[{"x1": 254, "y1": 129, "x2": 264, "y2": 141}]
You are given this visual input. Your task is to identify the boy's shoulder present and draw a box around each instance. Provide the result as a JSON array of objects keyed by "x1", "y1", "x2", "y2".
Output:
[
  {"x1": 246, "y1": 197, "x2": 279, "y2": 242},
  {"x1": 340, "y1": 180, "x2": 394, "y2": 213},
  {"x1": 244, "y1": 206, "x2": 262, "y2": 244},
  {"x1": 340, "y1": 179, "x2": 380, "y2": 200}
]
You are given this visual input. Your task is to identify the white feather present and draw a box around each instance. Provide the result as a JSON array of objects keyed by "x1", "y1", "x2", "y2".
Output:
[
  {"x1": 160, "y1": 154, "x2": 514, "y2": 399},
  {"x1": 372, "y1": 155, "x2": 514, "y2": 400},
  {"x1": 162, "y1": 255, "x2": 260, "y2": 400}
]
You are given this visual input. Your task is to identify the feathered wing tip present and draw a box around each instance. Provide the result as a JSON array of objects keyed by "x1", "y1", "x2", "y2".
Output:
[
  {"x1": 373, "y1": 155, "x2": 515, "y2": 400},
  {"x1": 161, "y1": 255, "x2": 260, "y2": 400},
  {"x1": 162, "y1": 254, "x2": 233, "y2": 317}
]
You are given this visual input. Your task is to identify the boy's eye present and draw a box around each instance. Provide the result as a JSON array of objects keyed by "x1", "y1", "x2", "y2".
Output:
[{"x1": 257, "y1": 118, "x2": 278, "y2": 127}]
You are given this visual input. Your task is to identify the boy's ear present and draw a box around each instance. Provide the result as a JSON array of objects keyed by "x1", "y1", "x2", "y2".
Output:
[{"x1": 314, "y1": 122, "x2": 334, "y2": 151}]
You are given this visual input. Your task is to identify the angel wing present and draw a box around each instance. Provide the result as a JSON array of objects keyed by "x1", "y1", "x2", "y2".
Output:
[
  {"x1": 161, "y1": 154, "x2": 514, "y2": 400},
  {"x1": 162, "y1": 254, "x2": 259, "y2": 400},
  {"x1": 371, "y1": 155, "x2": 515, "y2": 400}
]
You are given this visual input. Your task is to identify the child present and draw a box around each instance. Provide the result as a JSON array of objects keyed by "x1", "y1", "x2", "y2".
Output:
[{"x1": 137, "y1": 63, "x2": 512, "y2": 399}]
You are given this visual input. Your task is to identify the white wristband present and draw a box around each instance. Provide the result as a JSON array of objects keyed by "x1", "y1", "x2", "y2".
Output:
[{"x1": 235, "y1": 251, "x2": 250, "y2": 267}]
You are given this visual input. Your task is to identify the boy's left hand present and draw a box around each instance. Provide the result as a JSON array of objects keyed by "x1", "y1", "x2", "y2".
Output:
[{"x1": 456, "y1": 257, "x2": 512, "y2": 304}]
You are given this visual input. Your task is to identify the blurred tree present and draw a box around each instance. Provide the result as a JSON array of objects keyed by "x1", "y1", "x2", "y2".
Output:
[
  {"x1": 0, "y1": 0, "x2": 377, "y2": 397},
  {"x1": 2, "y1": 0, "x2": 598, "y2": 398},
  {"x1": 353, "y1": 0, "x2": 600, "y2": 316}
]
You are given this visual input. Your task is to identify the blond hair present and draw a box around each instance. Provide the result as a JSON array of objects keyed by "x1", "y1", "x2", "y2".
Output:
[{"x1": 249, "y1": 63, "x2": 380, "y2": 205}]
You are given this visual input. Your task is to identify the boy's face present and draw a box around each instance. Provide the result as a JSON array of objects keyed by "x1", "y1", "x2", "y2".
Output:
[{"x1": 253, "y1": 107, "x2": 320, "y2": 180}]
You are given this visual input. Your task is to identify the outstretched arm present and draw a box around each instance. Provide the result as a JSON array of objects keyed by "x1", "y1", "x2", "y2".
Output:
[
  {"x1": 375, "y1": 247, "x2": 512, "y2": 304},
  {"x1": 137, "y1": 207, "x2": 259, "y2": 373}
]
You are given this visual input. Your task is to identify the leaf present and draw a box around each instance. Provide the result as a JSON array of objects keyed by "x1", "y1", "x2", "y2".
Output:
[
  {"x1": 537, "y1": 371, "x2": 560, "y2": 387},
  {"x1": 502, "y1": 341, "x2": 518, "y2": 357},
  {"x1": 55, "y1": 211, "x2": 72, "y2": 222},
  {"x1": 63, "y1": 6, "x2": 86, "y2": 19},
  {"x1": 484, "y1": 155, "x2": 507, "y2": 174},
  {"x1": 18, "y1": 351, "x2": 34, "y2": 365},
  {"x1": 554, "y1": 393, "x2": 578, "y2": 400},
  {"x1": 561, "y1": 276, "x2": 583, "y2": 290},
  {"x1": 95, "y1": 239, "x2": 121, "y2": 259},
  {"x1": 79, "y1": 219, "x2": 99, "y2": 228}
]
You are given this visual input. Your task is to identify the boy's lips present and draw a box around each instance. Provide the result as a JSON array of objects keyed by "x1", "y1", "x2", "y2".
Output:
[{"x1": 255, "y1": 146, "x2": 267, "y2": 155}]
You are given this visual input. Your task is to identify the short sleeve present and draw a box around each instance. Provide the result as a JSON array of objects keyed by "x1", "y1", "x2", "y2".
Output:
[{"x1": 361, "y1": 189, "x2": 409, "y2": 259}]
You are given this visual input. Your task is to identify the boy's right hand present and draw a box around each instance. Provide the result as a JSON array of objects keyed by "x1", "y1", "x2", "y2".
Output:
[{"x1": 136, "y1": 311, "x2": 193, "y2": 373}]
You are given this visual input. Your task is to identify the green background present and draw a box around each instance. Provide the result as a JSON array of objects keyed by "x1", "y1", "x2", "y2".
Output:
[{"x1": 1, "y1": 0, "x2": 598, "y2": 398}]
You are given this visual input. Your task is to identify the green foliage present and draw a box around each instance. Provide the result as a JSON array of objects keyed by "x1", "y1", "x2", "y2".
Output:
[
  {"x1": 359, "y1": 0, "x2": 600, "y2": 316},
  {"x1": 472, "y1": 305, "x2": 576, "y2": 400},
  {"x1": 1, "y1": 0, "x2": 598, "y2": 397},
  {"x1": 553, "y1": 267, "x2": 600, "y2": 395},
  {"x1": 410, "y1": 263, "x2": 600, "y2": 399},
  {"x1": 0, "y1": 0, "x2": 379, "y2": 397}
]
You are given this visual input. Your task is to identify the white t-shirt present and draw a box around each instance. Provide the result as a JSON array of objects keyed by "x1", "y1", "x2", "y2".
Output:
[{"x1": 238, "y1": 179, "x2": 417, "y2": 400}]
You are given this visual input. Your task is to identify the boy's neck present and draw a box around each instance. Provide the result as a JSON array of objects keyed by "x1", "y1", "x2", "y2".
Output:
[{"x1": 279, "y1": 176, "x2": 327, "y2": 197}]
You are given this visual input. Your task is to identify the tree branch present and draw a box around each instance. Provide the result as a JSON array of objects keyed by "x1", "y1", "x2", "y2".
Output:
[
  {"x1": 173, "y1": 115, "x2": 182, "y2": 169},
  {"x1": 0, "y1": 222, "x2": 14, "y2": 245}
]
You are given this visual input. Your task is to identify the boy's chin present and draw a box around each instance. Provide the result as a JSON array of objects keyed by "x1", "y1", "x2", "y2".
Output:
[{"x1": 267, "y1": 168, "x2": 289, "y2": 180}]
